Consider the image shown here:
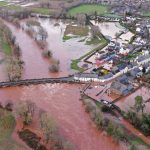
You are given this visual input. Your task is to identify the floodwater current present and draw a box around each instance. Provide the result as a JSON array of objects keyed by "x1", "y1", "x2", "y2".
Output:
[
  {"x1": 0, "y1": 19, "x2": 141, "y2": 150},
  {"x1": 0, "y1": 84, "x2": 123, "y2": 150}
]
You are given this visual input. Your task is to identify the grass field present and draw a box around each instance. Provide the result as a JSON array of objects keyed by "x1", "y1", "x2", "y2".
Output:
[
  {"x1": 63, "y1": 24, "x2": 89, "y2": 41},
  {"x1": 31, "y1": 7, "x2": 52, "y2": 15},
  {"x1": 64, "y1": 25, "x2": 89, "y2": 36},
  {"x1": 6, "y1": 5, "x2": 22, "y2": 11},
  {"x1": 0, "y1": 31, "x2": 12, "y2": 56},
  {"x1": 67, "y1": 4, "x2": 109, "y2": 17},
  {"x1": 142, "y1": 10, "x2": 150, "y2": 17},
  {"x1": 0, "y1": 1, "x2": 8, "y2": 7}
]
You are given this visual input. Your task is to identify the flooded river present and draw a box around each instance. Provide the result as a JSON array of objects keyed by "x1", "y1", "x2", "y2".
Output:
[
  {"x1": 5, "y1": 22, "x2": 53, "y2": 80},
  {"x1": 0, "y1": 19, "x2": 143, "y2": 149},
  {"x1": 0, "y1": 84, "x2": 123, "y2": 150},
  {"x1": 1, "y1": 19, "x2": 132, "y2": 81},
  {"x1": 0, "y1": 19, "x2": 96, "y2": 81}
]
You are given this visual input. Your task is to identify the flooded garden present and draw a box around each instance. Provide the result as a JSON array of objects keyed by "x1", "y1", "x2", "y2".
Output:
[{"x1": 116, "y1": 87, "x2": 150, "y2": 114}]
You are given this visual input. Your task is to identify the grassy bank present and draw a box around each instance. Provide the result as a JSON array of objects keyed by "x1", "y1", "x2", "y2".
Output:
[
  {"x1": 31, "y1": 7, "x2": 52, "y2": 15},
  {"x1": 86, "y1": 37, "x2": 101, "y2": 45},
  {"x1": 71, "y1": 38, "x2": 107, "y2": 71},
  {"x1": 0, "y1": 31, "x2": 12, "y2": 56},
  {"x1": 0, "y1": 108, "x2": 15, "y2": 143},
  {"x1": 0, "y1": 108, "x2": 26, "y2": 149},
  {"x1": 81, "y1": 95, "x2": 150, "y2": 150},
  {"x1": 0, "y1": 1, "x2": 8, "y2": 7},
  {"x1": 142, "y1": 10, "x2": 150, "y2": 17},
  {"x1": 67, "y1": 4, "x2": 109, "y2": 17}
]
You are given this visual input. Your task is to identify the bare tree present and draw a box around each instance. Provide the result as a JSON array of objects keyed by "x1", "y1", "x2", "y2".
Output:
[
  {"x1": 91, "y1": 25, "x2": 101, "y2": 38},
  {"x1": 14, "y1": 101, "x2": 36, "y2": 126},
  {"x1": 40, "y1": 112, "x2": 57, "y2": 144},
  {"x1": 77, "y1": 14, "x2": 86, "y2": 26},
  {"x1": 38, "y1": 27, "x2": 48, "y2": 41},
  {"x1": 49, "y1": 58, "x2": 60, "y2": 73}
]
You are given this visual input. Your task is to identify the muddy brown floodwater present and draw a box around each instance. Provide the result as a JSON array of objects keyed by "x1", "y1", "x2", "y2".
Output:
[
  {"x1": 0, "y1": 84, "x2": 123, "y2": 150},
  {"x1": 4, "y1": 22, "x2": 57, "y2": 79},
  {"x1": 39, "y1": 18, "x2": 96, "y2": 75},
  {"x1": 3, "y1": 19, "x2": 97, "y2": 80}
]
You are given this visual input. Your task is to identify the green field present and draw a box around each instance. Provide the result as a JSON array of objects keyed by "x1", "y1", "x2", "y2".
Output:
[
  {"x1": 0, "y1": 1, "x2": 8, "y2": 7},
  {"x1": 6, "y1": 5, "x2": 22, "y2": 11},
  {"x1": 63, "y1": 24, "x2": 89, "y2": 41},
  {"x1": 31, "y1": 7, "x2": 52, "y2": 15},
  {"x1": 0, "y1": 31, "x2": 12, "y2": 56},
  {"x1": 142, "y1": 10, "x2": 150, "y2": 17},
  {"x1": 67, "y1": 4, "x2": 109, "y2": 17}
]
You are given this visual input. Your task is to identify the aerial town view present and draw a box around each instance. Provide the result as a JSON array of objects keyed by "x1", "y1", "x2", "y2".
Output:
[{"x1": 0, "y1": 0, "x2": 150, "y2": 150}]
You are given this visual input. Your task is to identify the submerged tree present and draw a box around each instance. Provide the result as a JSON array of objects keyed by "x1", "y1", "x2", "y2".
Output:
[
  {"x1": 134, "y1": 96, "x2": 145, "y2": 113},
  {"x1": 40, "y1": 112, "x2": 57, "y2": 144},
  {"x1": 42, "y1": 50, "x2": 53, "y2": 59},
  {"x1": 91, "y1": 25, "x2": 101, "y2": 38},
  {"x1": 14, "y1": 101, "x2": 36, "y2": 126},
  {"x1": 49, "y1": 58, "x2": 60, "y2": 73}
]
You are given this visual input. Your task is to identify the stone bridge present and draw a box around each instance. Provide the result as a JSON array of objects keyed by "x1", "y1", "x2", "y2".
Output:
[{"x1": 0, "y1": 76, "x2": 82, "y2": 88}]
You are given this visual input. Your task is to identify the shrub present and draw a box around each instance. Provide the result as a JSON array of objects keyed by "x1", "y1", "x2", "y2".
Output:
[
  {"x1": 82, "y1": 99, "x2": 96, "y2": 113},
  {"x1": 14, "y1": 101, "x2": 36, "y2": 126},
  {"x1": 42, "y1": 50, "x2": 53, "y2": 59},
  {"x1": 7, "y1": 58, "x2": 23, "y2": 81},
  {"x1": 92, "y1": 109, "x2": 103, "y2": 130},
  {"x1": 49, "y1": 59, "x2": 60, "y2": 73},
  {"x1": 18, "y1": 129, "x2": 47, "y2": 150},
  {"x1": 106, "y1": 121, "x2": 114, "y2": 136},
  {"x1": 49, "y1": 64, "x2": 59, "y2": 73},
  {"x1": 12, "y1": 18, "x2": 20, "y2": 28},
  {"x1": 5, "y1": 102, "x2": 13, "y2": 111},
  {"x1": 40, "y1": 112, "x2": 57, "y2": 143},
  {"x1": 36, "y1": 40, "x2": 47, "y2": 49},
  {"x1": 26, "y1": 19, "x2": 41, "y2": 27}
]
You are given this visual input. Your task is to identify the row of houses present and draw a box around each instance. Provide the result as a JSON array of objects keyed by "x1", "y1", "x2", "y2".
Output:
[
  {"x1": 74, "y1": 53, "x2": 150, "y2": 83},
  {"x1": 110, "y1": 78, "x2": 134, "y2": 96}
]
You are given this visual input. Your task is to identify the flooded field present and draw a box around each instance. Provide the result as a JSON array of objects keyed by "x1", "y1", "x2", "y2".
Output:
[
  {"x1": 0, "y1": 19, "x2": 135, "y2": 81},
  {"x1": 0, "y1": 84, "x2": 123, "y2": 150},
  {"x1": 92, "y1": 21, "x2": 134, "y2": 45},
  {"x1": 92, "y1": 21, "x2": 125, "y2": 39},
  {"x1": 0, "y1": 19, "x2": 97, "y2": 81},
  {"x1": 116, "y1": 87, "x2": 150, "y2": 114},
  {"x1": 39, "y1": 18, "x2": 96, "y2": 75}
]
